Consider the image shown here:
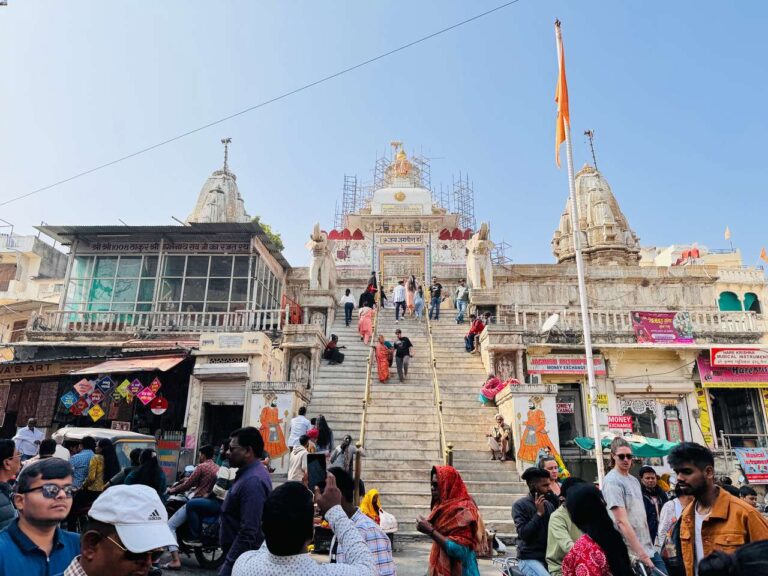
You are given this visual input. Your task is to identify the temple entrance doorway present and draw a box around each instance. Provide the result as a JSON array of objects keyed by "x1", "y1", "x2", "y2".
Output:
[{"x1": 378, "y1": 249, "x2": 425, "y2": 294}]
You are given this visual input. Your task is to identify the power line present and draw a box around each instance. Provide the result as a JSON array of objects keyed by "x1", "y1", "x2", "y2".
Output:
[{"x1": 0, "y1": 0, "x2": 522, "y2": 209}]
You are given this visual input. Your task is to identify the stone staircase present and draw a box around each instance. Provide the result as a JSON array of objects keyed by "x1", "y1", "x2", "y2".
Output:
[
  {"x1": 368, "y1": 311, "x2": 441, "y2": 534},
  {"x1": 305, "y1": 311, "x2": 370, "y2": 453},
  {"x1": 430, "y1": 317, "x2": 525, "y2": 537}
]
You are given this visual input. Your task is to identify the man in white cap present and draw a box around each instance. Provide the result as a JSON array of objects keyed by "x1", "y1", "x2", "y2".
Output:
[{"x1": 63, "y1": 485, "x2": 177, "y2": 576}]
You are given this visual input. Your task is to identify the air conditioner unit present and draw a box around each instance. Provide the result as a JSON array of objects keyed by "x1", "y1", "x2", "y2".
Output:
[{"x1": 529, "y1": 374, "x2": 541, "y2": 385}]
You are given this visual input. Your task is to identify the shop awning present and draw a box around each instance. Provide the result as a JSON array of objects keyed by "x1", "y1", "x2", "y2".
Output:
[
  {"x1": 574, "y1": 434, "x2": 679, "y2": 457},
  {"x1": 70, "y1": 355, "x2": 187, "y2": 375}
]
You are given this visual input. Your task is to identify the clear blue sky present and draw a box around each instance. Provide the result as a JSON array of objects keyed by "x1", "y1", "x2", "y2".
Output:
[{"x1": 1, "y1": 1, "x2": 766, "y2": 268}]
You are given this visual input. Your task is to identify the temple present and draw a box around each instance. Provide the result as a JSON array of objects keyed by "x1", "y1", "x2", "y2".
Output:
[{"x1": 1, "y1": 138, "x2": 767, "y2": 532}]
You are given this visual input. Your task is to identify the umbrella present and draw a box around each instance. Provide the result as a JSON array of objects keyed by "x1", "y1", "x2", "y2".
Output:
[{"x1": 574, "y1": 433, "x2": 679, "y2": 457}]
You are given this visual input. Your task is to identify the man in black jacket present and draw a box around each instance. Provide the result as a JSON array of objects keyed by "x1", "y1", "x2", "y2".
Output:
[
  {"x1": 639, "y1": 465, "x2": 668, "y2": 542},
  {"x1": 0, "y1": 439, "x2": 21, "y2": 531},
  {"x1": 512, "y1": 467, "x2": 554, "y2": 576}
]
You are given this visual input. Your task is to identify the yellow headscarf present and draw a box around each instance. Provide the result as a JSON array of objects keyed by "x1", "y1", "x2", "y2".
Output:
[{"x1": 360, "y1": 489, "x2": 381, "y2": 523}]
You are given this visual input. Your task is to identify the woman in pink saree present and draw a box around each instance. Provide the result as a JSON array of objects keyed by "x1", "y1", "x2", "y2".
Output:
[
  {"x1": 358, "y1": 305, "x2": 375, "y2": 344},
  {"x1": 405, "y1": 275, "x2": 417, "y2": 317},
  {"x1": 375, "y1": 334, "x2": 392, "y2": 382},
  {"x1": 479, "y1": 374, "x2": 517, "y2": 406}
]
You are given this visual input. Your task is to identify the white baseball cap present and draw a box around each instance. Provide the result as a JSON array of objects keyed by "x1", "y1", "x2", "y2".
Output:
[{"x1": 88, "y1": 485, "x2": 177, "y2": 552}]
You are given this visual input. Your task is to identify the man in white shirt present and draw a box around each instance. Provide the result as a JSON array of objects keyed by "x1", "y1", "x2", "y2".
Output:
[
  {"x1": 13, "y1": 418, "x2": 44, "y2": 461},
  {"x1": 392, "y1": 280, "x2": 407, "y2": 323},
  {"x1": 287, "y1": 406, "x2": 311, "y2": 448},
  {"x1": 287, "y1": 435, "x2": 309, "y2": 482},
  {"x1": 232, "y1": 474, "x2": 376, "y2": 575},
  {"x1": 340, "y1": 288, "x2": 356, "y2": 327}
]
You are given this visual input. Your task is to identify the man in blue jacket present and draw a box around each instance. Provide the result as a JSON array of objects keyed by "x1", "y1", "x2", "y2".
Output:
[{"x1": 0, "y1": 458, "x2": 80, "y2": 575}]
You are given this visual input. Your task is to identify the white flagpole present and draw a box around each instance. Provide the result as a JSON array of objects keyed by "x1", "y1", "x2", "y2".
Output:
[{"x1": 556, "y1": 22, "x2": 606, "y2": 486}]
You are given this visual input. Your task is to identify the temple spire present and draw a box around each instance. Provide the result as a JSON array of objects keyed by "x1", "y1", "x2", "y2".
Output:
[{"x1": 221, "y1": 137, "x2": 232, "y2": 173}]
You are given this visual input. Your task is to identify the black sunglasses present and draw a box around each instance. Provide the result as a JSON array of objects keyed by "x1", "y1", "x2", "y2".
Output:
[
  {"x1": 616, "y1": 453, "x2": 634, "y2": 461},
  {"x1": 19, "y1": 483, "x2": 75, "y2": 499},
  {"x1": 105, "y1": 535, "x2": 164, "y2": 563}
]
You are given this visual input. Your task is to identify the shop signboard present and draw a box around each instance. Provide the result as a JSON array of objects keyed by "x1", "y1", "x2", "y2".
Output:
[
  {"x1": 711, "y1": 348, "x2": 768, "y2": 368},
  {"x1": 733, "y1": 448, "x2": 768, "y2": 483},
  {"x1": 556, "y1": 402, "x2": 575, "y2": 414},
  {"x1": 73, "y1": 378, "x2": 95, "y2": 396},
  {"x1": 631, "y1": 311, "x2": 694, "y2": 344},
  {"x1": 157, "y1": 439, "x2": 181, "y2": 484},
  {"x1": 697, "y1": 356, "x2": 768, "y2": 389},
  {"x1": 608, "y1": 415, "x2": 633, "y2": 430},
  {"x1": 111, "y1": 421, "x2": 131, "y2": 431},
  {"x1": 527, "y1": 355, "x2": 607, "y2": 376}
]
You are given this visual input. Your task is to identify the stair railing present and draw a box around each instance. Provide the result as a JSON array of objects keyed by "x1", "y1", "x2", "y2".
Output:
[
  {"x1": 425, "y1": 306, "x2": 453, "y2": 467},
  {"x1": 355, "y1": 292, "x2": 380, "y2": 505}
]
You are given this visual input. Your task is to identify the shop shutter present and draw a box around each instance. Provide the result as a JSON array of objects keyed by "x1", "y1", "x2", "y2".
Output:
[
  {"x1": 0, "y1": 383, "x2": 10, "y2": 427},
  {"x1": 35, "y1": 382, "x2": 59, "y2": 427},
  {"x1": 201, "y1": 380, "x2": 246, "y2": 405},
  {"x1": 17, "y1": 381, "x2": 41, "y2": 426}
]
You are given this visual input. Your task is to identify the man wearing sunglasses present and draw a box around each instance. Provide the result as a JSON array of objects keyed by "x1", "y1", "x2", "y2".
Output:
[
  {"x1": 64, "y1": 484, "x2": 177, "y2": 576},
  {"x1": 0, "y1": 458, "x2": 80, "y2": 576},
  {"x1": 603, "y1": 437, "x2": 668, "y2": 574}
]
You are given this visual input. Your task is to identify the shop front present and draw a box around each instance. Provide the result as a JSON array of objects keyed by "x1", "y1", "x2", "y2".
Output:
[
  {"x1": 526, "y1": 353, "x2": 608, "y2": 479},
  {"x1": 697, "y1": 352, "x2": 768, "y2": 449}
]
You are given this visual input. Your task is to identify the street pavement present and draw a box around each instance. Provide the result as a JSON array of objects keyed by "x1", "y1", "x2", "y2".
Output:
[{"x1": 167, "y1": 540, "x2": 508, "y2": 575}]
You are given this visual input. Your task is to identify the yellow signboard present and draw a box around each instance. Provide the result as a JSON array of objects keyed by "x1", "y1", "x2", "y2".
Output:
[{"x1": 694, "y1": 384, "x2": 714, "y2": 447}]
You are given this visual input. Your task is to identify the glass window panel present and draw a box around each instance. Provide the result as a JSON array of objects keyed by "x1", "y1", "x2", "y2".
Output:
[
  {"x1": 207, "y1": 278, "x2": 231, "y2": 302},
  {"x1": 89, "y1": 279, "x2": 114, "y2": 303},
  {"x1": 210, "y1": 256, "x2": 233, "y2": 277},
  {"x1": 111, "y1": 303, "x2": 134, "y2": 312},
  {"x1": 182, "y1": 302, "x2": 204, "y2": 312},
  {"x1": 183, "y1": 278, "x2": 207, "y2": 301},
  {"x1": 141, "y1": 257, "x2": 158, "y2": 278},
  {"x1": 138, "y1": 279, "x2": 155, "y2": 302},
  {"x1": 72, "y1": 256, "x2": 94, "y2": 278},
  {"x1": 231, "y1": 279, "x2": 248, "y2": 302},
  {"x1": 158, "y1": 278, "x2": 182, "y2": 302},
  {"x1": 233, "y1": 256, "x2": 249, "y2": 277},
  {"x1": 205, "y1": 302, "x2": 229, "y2": 313},
  {"x1": 230, "y1": 302, "x2": 247, "y2": 312},
  {"x1": 117, "y1": 257, "x2": 142, "y2": 278},
  {"x1": 94, "y1": 257, "x2": 118, "y2": 279},
  {"x1": 113, "y1": 279, "x2": 139, "y2": 303},
  {"x1": 65, "y1": 278, "x2": 88, "y2": 304},
  {"x1": 158, "y1": 301, "x2": 180, "y2": 312},
  {"x1": 186, "y1": 256, "x2": 209, "y2": 277},
  {"x1": 164, "y1": 256, "x2": 186, "y2": 277},
  {"x1": 136, "y1": 303, "x2": 152, "y2": 312},
  {"x1": 87, "y1": 302, "x2": 110, "y2": 312}
]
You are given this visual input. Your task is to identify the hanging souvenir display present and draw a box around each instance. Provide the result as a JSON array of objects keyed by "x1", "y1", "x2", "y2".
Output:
[
  {"x1": 95, "y1": 376, "x2": 115, "y2": 394},
  {"x1": 88, "y1": 390, "x2": 105, "y2": 405},
  {"x1": 127, "y1": 379, "x2": 144, "y2": 396},
  {"x1": 88, "y1": 404, "x2": 105, "y2": 422},
  {"x1": 70, "y1": 397, "x2": 89, "y2": 416},
  {"x1": 149, "y1": 377, "x2": 162, "y2": 394},
  {"x1": 150, "y1": 396, "x2": 168, "y2": 415},
  {"x1": 136, "y1": 387, "x2": 156, "y2": 406},
  {"x1": 116, "y1": 379, "x2": 131, "y2": 398},
  {"x1": 73, "y1": 378, "x2": 95, "y2": 396},
  {"x1": 60, "y1": 390, "x2": 79, "y2": 409}
]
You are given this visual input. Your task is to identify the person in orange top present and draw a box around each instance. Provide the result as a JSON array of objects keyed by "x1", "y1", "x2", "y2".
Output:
[
  {"x1": 668, "y1": 442, "x2": 768, "y2": 576},
  {"x1": 259, "y1": 396, "x2": 288, "y2": 460},
  {"x1": 374, "y1": 335, "x2": 391, "y2": 383},
  {"x1": 517, "y1": 396, "x2": 559, "y2": 464}
]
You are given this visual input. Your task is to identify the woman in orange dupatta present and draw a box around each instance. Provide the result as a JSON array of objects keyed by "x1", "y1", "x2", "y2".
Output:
[
  {"x1": 375, "y1": 334, "x2": 391, "y2": 382},
  {"x1": 417, "y1": 466, "x2": 481, "y2": 576},
  {"x1": 357, "y1": 305, "x2": 375, "y2": 344}
]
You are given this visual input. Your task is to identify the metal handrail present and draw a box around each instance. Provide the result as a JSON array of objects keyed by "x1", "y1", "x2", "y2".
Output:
[
  {"x1": 355, "y1": 296, "x2": 380, "y2": 506},
  {"x1": 425, "y1": 305, "x2": 453, "y2": 466}
]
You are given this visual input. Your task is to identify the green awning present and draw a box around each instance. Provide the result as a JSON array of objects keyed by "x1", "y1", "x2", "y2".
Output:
[{"x1": 574, "y1": 435, "x2": 679, "y2": 457}]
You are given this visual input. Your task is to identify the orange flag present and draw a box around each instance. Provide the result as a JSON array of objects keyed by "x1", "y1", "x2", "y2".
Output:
[
  {"x1": 555, "y1": 20, "x2": 570, "y2": 168},
  {"x1": 761, "y1": 247, "x2": 768, "y2": 264}
]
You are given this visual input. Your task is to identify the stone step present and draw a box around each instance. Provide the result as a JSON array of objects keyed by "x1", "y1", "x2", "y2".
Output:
[
  {"x1": 384, "y1": 490, "x2": 522, "y2": 508},
  {"x1": 360, "y1": 466, "x2": 518, "y2": 483},
  {"x1": 384, "y1": 504, "x2": 514, "y2": 523},
  {"x1": 374, "y1": 479, "x2": 527, "y2": 494}
]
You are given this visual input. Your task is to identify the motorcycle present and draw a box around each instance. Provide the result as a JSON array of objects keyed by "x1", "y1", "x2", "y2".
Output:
[{"x1": 166, "y1": 474, "x2": 225, "y2": 570}]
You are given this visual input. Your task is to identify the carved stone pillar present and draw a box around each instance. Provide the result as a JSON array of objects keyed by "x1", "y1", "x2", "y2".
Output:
[{"x1": 516, "y1": 349, "x2": 525, "y2": 382}]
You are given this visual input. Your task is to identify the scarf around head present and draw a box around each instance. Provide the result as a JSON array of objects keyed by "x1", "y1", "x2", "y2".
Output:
[
  {"x1": 360, "y1": 489, "x2": 381, "y2": 523},
  {"x1": 427, "y1": 466, "x2": 480, "y2": 576}
]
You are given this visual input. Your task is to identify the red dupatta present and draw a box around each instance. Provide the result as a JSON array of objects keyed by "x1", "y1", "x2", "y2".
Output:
[{"x1": 427, "y1": 466, "x2": 481, "y2": 576}]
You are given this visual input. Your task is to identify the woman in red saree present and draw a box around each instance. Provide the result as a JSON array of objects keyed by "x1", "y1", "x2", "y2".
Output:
[
  {"x1": 417, "y1": 466, "x2": 481, "y2": 576},
  {"x1": 375, "y1": 334, "x2": 391, "y2": 382},
  {"x1": 357, "y1": 305, "x2": 374, "y2": 344}
]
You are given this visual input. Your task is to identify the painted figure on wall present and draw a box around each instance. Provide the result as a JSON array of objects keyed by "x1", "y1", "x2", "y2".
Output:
[
  {"x1": 517, "y1": 395, "x2": 560, "y2": 464},
  {"x1": 258, "y1": 393, "x2": 288, "y2": 459}
]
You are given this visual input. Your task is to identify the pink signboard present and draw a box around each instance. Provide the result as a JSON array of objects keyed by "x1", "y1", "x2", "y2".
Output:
[
  {"x1": 528, "y1": 355, "x2": 607, "y2": 375},
  {"x1": 631, "y1": 311, "x2": 694, "y2": 344},
  {"x1": 697, "y1": 356, "x2": 768, "y2": 388}
]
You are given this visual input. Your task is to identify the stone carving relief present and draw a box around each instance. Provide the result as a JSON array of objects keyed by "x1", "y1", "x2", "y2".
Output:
[
  {"x1": 308, "y1": 223, "x2": 337, "y2": 290},
  {"x1": 466, "y1": 222, "x2": 494, "y2": 289},
  {"x1": 289, "y1": 353, "x2": 310, "y2": 385},
  {"x1": 494, "y1": 354, "x2": 516, "y2": 381},
  {"x1": 310, "y1": 311, "x2": 326, "y2": 330}
]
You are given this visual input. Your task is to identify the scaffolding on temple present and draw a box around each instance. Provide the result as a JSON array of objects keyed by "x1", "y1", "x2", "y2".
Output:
[
  {"x1": 334, "y1": 174, "x2": 361, "y2": 229},
  {"x1": 373, "y1": 152, "x2": 391, "y2": 192},
  {"x1": 411, "y1": 153, "x2": 432, "y2": 191},
  {"x1": 492, "y1": 239, "x2": 513, "y2": 266},
  {"x1": 452, "y1": 172, "x2": 476, "y2": 231},
  {"x1": 433, "y1": 182, "x2": 451, "y2": 212}
]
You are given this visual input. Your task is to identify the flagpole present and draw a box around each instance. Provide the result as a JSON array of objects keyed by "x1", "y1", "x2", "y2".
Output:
[{"x1": 556, "y1": 21, "x2": 605, "y2": 486}]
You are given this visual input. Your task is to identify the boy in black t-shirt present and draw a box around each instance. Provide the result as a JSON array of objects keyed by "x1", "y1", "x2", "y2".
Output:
[{"x1": 393, "y1": 329, "x2": 413, "y2": 382}]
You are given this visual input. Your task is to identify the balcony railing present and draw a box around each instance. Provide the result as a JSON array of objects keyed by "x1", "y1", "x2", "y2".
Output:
[
  {"x1": 499, "y1": 306, "x2": 765, "y2": 336},
  {"x1": 30, "y1": 307, "x2": 291, "y2": 334}
]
